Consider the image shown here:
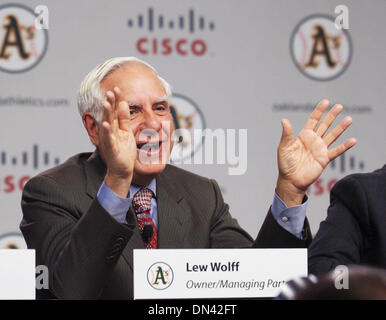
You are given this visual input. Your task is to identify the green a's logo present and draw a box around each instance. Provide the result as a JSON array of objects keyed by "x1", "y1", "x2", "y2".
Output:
[
  {"x1": 153, "y1": 266, "x2": 168, "y2": 285},
  {"x1": 147, "y1": 262, "x2": 174, "y2": 290}
]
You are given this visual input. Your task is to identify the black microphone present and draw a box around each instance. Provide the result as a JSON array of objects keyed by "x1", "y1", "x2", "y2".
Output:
[{"x1": 142, "y1": 224, "x2": 153, "y2": 244}]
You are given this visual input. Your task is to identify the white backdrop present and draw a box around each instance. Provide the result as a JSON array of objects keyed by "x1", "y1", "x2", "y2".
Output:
[{"x1": 1, "y1": 0, "x2": 385, "y2": 248}]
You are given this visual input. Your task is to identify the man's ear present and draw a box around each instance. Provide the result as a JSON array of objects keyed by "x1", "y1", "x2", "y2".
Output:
[{"x1": 82, "y1": 112, "x2": 99, "y2": 146}]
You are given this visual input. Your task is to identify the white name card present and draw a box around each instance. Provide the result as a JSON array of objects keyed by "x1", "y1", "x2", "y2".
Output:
[
  {"x1": 134, "y1": 248, "x2": 307, "y2": 299},
  {"x1": 0, "y1": 249, "x2": 36, "y2": 300}
]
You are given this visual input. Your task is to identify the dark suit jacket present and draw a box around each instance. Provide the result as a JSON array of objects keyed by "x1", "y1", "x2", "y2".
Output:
[
  {"x1": 20, "y1": 150, "x2": 311, "y2": 299},
  {"x1": 309, "y1": 165, "x2": 386, "y2": 276}
]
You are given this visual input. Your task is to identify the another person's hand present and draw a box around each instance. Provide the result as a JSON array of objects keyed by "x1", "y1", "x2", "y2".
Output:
[
  {"x1": 276, "y1": 99, "x2": 356, "y2": 207},
  {"x1": 99, "y1": 87, "x2": 137, "y2": 197}
]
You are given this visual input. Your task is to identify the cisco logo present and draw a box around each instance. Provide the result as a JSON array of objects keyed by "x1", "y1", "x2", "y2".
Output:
[
  {"x1": 0, "y1": 144, "x2": 61, "y2": 194},
  {"x1": 128, "y1": 7, "x2": 214, "y2": 56},
  {"x1": 0, "y1": 144, "x2": 60, "y2": 169}
]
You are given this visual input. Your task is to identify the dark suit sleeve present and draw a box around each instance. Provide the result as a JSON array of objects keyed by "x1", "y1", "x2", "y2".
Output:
[
  {"x1": 308, "y1": 176, "x2": 367, "y2": 276},
  {"x1": 20, "y1": 175, "x2": 133, "y2": 299},
  {"x1": 254, "y1": 209, "x2": 312, "y2": 248},
  {"x1": 209, "y1": 179, "x2": 311, "y2": 249}
]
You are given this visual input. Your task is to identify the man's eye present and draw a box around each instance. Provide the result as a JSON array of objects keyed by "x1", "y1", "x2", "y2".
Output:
[{"x1": 155, "y1": 104, "x2": 167, "y2": 112}]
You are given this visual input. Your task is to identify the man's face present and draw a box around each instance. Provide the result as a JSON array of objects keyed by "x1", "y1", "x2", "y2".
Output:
[{"x1": 100, "y1": 63, "x2": 174, "y2": 184}]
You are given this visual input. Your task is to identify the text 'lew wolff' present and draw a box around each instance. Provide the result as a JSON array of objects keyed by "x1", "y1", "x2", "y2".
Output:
[{"x1": 186, "y1": 261, "x2": 240, "y2": 272}]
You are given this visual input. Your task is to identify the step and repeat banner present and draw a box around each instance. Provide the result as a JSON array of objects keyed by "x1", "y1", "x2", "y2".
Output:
[{"x1": 1, "y1": 0, "x2": 385, "y2": 249}]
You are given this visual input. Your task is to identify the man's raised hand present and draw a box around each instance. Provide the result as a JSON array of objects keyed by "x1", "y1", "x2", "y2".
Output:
[
  {"x1": 99, "y1": 87, "x2": 137, "y2": 197},
  {"x1": 276, "y1": 99, "x2": 357, "y2": 206}
]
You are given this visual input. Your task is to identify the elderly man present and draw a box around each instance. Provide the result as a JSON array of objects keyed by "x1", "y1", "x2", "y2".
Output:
[{"x1": 20, "y1": 57, "x2": 356, "y2": 299}]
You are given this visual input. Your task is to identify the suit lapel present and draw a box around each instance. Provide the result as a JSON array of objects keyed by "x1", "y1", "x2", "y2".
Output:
[
  {"x1": 85, "y1": 149, "x2": 107, "y2": 199},
  {"x1": 156, "y1": 166, "x2": 191, "y2": 248},
  {"x1": 84, "y1": 154, "x2": 189, "y2": 267},
  {"x1": 121, "y1": 206, "x2": 145, "y2": 270},
  {"x1": 84, "y1": 149, "x2": 144, "y2": 270},
  {"x1": 120, "y1": 164, "x2": 194, "y2": 268}
]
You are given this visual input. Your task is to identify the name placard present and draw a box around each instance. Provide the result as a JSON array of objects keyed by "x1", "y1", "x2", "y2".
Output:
[
  {"x1": 0, "y1": 249, "x2": 35, "y2": 300},
  {"x1": 134, "y1": 248, "x2": 307, "y2": 299}
]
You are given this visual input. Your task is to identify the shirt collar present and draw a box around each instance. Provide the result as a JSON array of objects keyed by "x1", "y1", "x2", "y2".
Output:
[{"x1": 129, "y1": 178, "x2": 157, "y2": 200}]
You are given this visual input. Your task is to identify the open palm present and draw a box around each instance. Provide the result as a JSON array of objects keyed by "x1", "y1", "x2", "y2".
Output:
[{"x1": 277, "y1": 99, "x2": 356, "y2": 192}]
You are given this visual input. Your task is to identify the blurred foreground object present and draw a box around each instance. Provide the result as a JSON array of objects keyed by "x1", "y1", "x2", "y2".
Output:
[{"x1": 294, "y1": 266, "x2": 386, "y2": 300}]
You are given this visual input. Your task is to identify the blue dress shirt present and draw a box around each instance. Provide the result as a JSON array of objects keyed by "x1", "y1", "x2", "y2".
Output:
[
  {"x1": 97, "y1": 179, "x2": 307, "y2": 238},
  {"x1": 97, "y1": 179, "x2": 158, "y2": 230}
]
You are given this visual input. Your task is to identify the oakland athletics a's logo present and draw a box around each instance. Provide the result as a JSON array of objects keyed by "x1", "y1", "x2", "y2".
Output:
[
  {"x1": 147, "y1": 262, "x2": 174, "y2": 290},
  {"x1": 169, "y1": 93, "x2": 206, "y2": 163},
  {"x1": 0, "y1": 232, "x2": 27, "y2": 249},
  {"x1": 290, "y1": 14, "x2": 352, "y2": 81},
  {"x1": 0, "y1": 4, "x2": 48, "y2": 73}
]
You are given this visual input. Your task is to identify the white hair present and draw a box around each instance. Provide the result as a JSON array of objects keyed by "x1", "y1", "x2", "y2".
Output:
[{"x1": 77, "y1": 57, "x2": 172, "y2": 123}]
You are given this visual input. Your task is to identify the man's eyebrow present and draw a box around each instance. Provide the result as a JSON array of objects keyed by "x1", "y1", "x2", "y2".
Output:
[
  {"x1": 126, "y1": 96, "x2": 169, "y2": 107},
  {"x1": 127, "y1": 101, "x2": 141, "y2": 107},
  {"x1": 155, "y1": 95, "x2": 169, "y2": 104}
]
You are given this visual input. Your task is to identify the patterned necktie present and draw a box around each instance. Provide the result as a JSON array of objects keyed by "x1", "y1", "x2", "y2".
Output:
[{"x1": 132, "y1": 188, "x2": 157, "y2": 249}]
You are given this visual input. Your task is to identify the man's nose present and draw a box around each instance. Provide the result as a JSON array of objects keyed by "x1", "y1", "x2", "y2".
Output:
[{"x1": 142, "y1": 110, "x2": 162, "y2": 133}]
